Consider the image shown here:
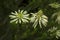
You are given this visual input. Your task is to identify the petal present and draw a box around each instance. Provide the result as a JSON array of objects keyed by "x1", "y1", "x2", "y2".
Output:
[
  {"x1": 42, "y1": 18, "x2": 48, "y2": 22},
  {"x1": 15, "y1": 11, "x2": 18, "y2": 15},
  {"x1": 9, "y1": 15, "x2": 16, "y2": 19},
  {"x1": 24, "y1": 14, "x2": 29, "y2": 17},
  {"x1": 52, "y1": 13, "x2": 57, "y2": 18},
  {"x1": 33, "y1": 19, "x2": 38, "y2": 28},
  {"x1": 39, "y1": 17, "x2": 42, "y2": 28},
  {"x1": 56, "y1": 30, "x2": 60, "y2": 37},
  {"x1": 23, "y1": 11, "x2": 27, "y2": 14},
  {"x1": 11, "y1": 12, "x2": 15, "y2": 15},
  {"x1": 31, "y1": 13, "x2": 36, "y2": 17},
  {"x1": 42, "y1": 15, "x2": 48, "y2": 19},
  {"x1": 19, "y1": 19, "x2": 21, "y2": 23},
  {"x1": 18, "y1": 10, "x2": 20, "y2": 13},
  {"x1": 10, "y1": 18, "x2": 17, "y2": 23},
  {"x1": 21, "y1": 10, "x2": 24, "y2": 13},
  {"x1": 49, "y1": 3, "x2": 60, "y2": 8},
  {"x1": 22, "y1": 19, "x2": 28, "y2": 23},
  {"x1": 30, "y1": 17, "x2": 36, "y2": 22},
  {"x1": 56, "y1": 16, "x2": 60, "y2": 24},
  {"x1": 42, "y1": 20, "x2": 47, "y2": 26},
  {"x1": 23, "y1": 17, "x2": 29, "y2": 20},
  {"x1": 15, "y1": 21, "x2": 18, "y2": 24}
]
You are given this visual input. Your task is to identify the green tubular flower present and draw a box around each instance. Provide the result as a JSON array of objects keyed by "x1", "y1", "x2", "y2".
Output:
[
  {"x1": 30, "y1": 10, "x2": 48, "y2": 28},
  {"x1": 9, "y1": 10, "x2": 29, "y2": 24}
]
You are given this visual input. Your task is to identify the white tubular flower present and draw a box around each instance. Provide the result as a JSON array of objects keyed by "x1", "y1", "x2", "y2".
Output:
[
  {"x1": 9, "y1": 10, "x2": 29, "y2": 24},
  {"x1": 30, "y1": 10, "x2": 48, "y2": 28},
  {"x1": 56, "y1": 30, "x2": 60, "y2": 39},
  {"x1": 48, "y1": 27, "x2": 57, "y2": 32},
  {"x1": 49, "y1": 2, "x2": 60, "y2": 8},
  {"x1": 52, "y1": 11, "x2": 60, "y2": 24},
  {"x1": 56, "y1": 16, "x2": 60, "y2": 24}
]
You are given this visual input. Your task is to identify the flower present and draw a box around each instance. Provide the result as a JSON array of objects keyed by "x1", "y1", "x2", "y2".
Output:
[
  {"x1": 56, "y1": 30, "x2": 60, "y2": 39},
  {"x1": 52, "y1": 11, "x2": 60, "y2": 24},
  {"x1": 9, "y1": 10, "x2": 29, "y2": 24},
  {"x1": 48, "y1": 27, "x2": 57, "y2": 32},
  {"x1": 49, "y1": 2, "x2": 60, "y2": 8},
  {"x1": 30, "y1": 10, "x2": 48, "y2": 28}
]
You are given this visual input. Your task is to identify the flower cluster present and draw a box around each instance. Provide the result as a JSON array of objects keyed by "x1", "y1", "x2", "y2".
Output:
[{"x1": 9, "y1": 10, "x2": 48, "y2": 28}]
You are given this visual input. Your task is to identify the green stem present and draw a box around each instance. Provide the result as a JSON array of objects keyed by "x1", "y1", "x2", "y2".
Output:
[{"x1": 15, "y1": 22, "x2": 21, "y2": 40}]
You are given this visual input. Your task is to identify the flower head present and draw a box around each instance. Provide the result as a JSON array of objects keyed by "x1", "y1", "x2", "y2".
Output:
[
  {"x1": 48, "y1": 27, "x2": 57, "y2": 32},
  {"x1": 9, "y1": 10, "x2": 29, "y2": 24},
  {"x1": 49, "y1": 2, "x2": 60, "y2": 8},
  {"x1": 56, "y1": 30, "x2": 60, "y2": 39},
  {"x1": 30, "y1": 10, "x2": 48, "y2": 28},
  {"x1": 52, "y1": 11, "x2": 60, "y2": 24}
]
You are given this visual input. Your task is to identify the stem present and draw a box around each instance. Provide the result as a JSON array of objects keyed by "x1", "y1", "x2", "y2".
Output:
[{"x1": 15, "y1": 22, "x2": 21, "y2": 40}]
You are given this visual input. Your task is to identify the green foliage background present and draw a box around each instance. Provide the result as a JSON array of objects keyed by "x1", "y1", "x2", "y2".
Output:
[{"x1": 0, "y1": 0, "x2": 60, "y2": 40}]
